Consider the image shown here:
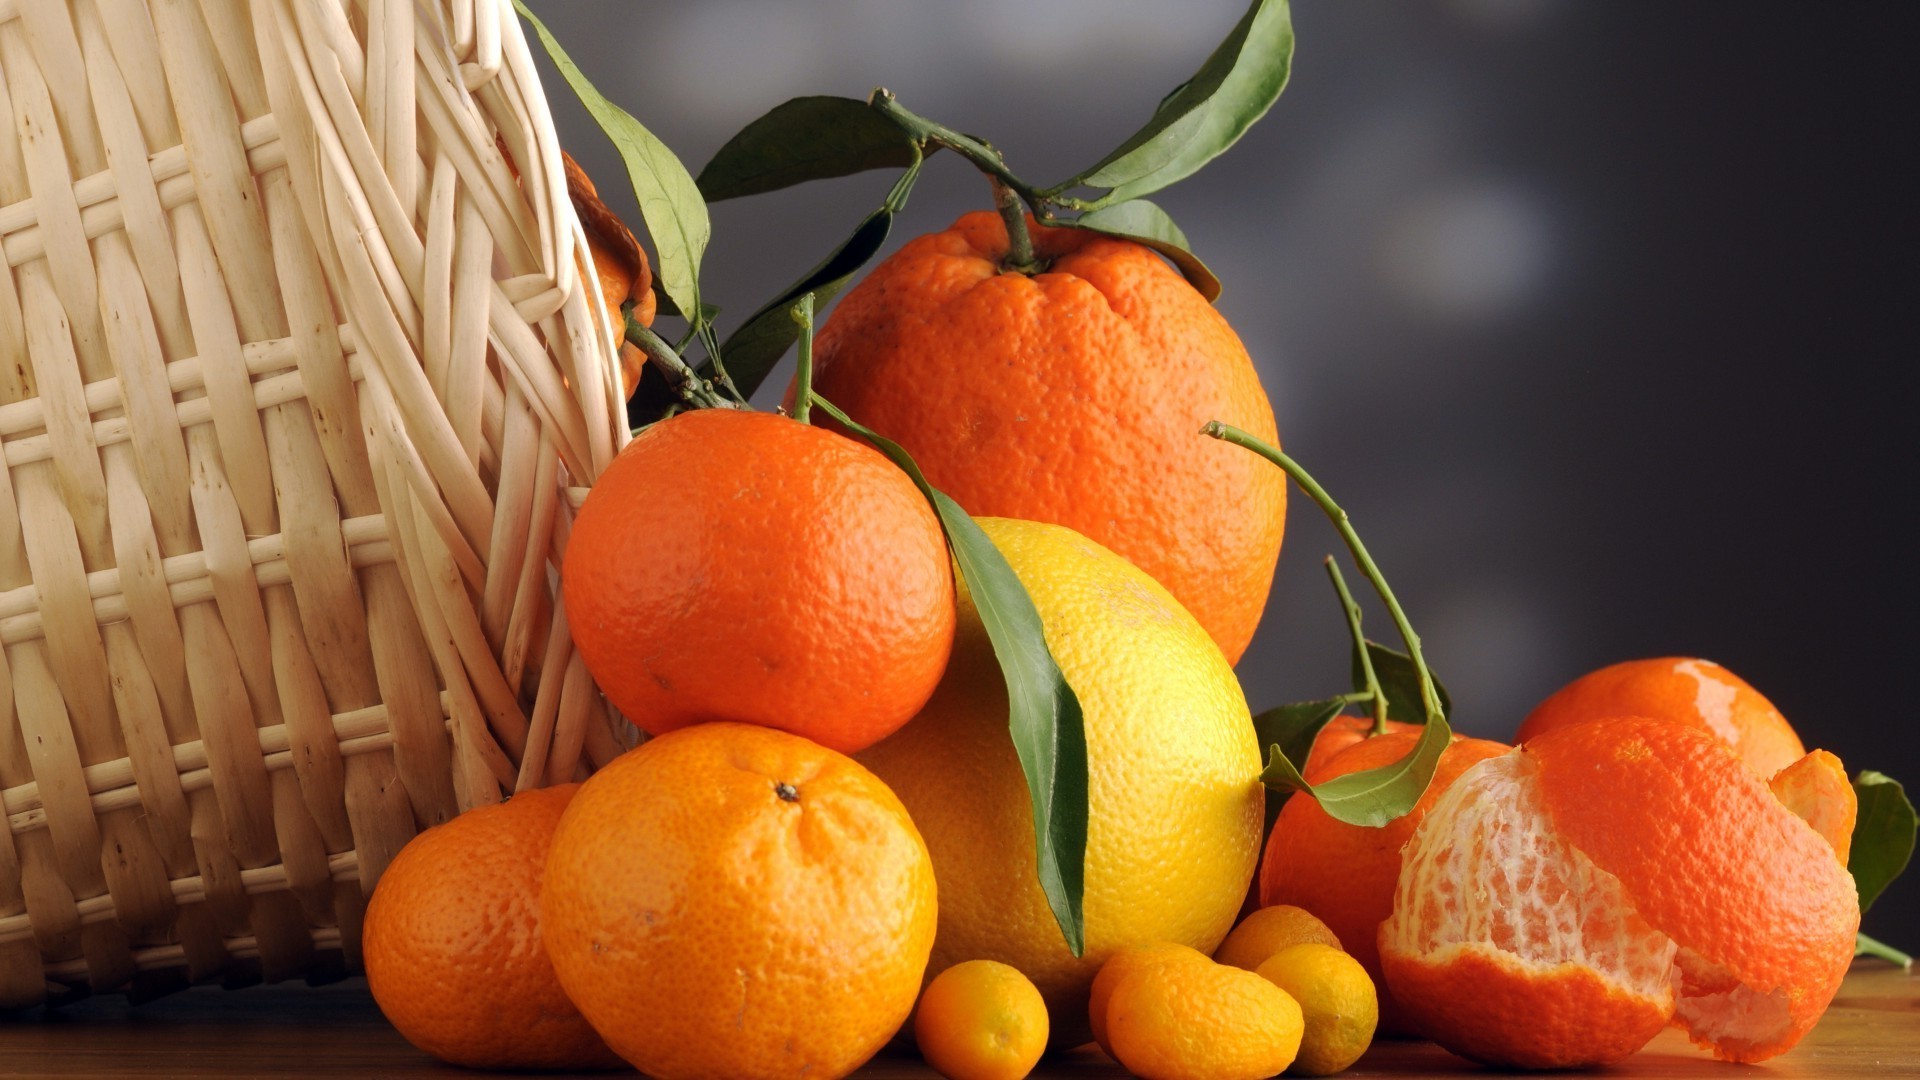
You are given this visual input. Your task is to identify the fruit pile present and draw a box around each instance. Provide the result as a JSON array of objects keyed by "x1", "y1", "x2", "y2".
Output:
[{"x1": 357, "y1": 2, "x2": 1914, "y2": 1077}]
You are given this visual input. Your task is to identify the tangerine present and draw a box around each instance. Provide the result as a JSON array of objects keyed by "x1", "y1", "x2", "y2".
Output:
[
  {"x1": 798, "y1": 211, "x2": 1286, "y2": 663},
  {"x1": 362, "y1": 784, "x2": 619, "y2": 1071},
  {"x1": 1516, "y1": 657, "x2": 1805, "y2": 777},
  {"x1": 1380, "y1": 716, "x2": 1859, "y2": 1067},
  {"x1": 562, "y1": 408, "x2": 955, "y2": 753},
  {"x1": 1258, "y1": 729, "x2": 1509, "y2": 1033},
  {"x1": 541, "y1": 722, "x2": 938, "y2": 1079}
]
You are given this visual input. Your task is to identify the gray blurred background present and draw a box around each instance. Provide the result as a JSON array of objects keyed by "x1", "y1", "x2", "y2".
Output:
[{"x1": 529, "y1": 2, "x2": 1917, "y2": 944}]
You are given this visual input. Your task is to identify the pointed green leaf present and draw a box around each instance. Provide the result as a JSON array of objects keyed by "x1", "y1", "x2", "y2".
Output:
[
  {"x1": 1252, "y1": 697, "x2": 1349, "y2": 786},
  {"x1": 1062, "y1": 0, "x2": 1293, "y2": 205},
  {"x1": 697, "y1": 96, "x2": 922, "y2": 202},
  {"x1": 808, "y1": 395, "x2": 1088, "y2": 955},
  {"x1": 1055, "y1": 200, "x2": 1221, "y2": 301},
  {"x1": 704, "y1": 210, "x2": 887, "y2": 396},
  {"x1": 1353, "y1": 641, "x2": 1452, "y2": 725},
  {"x1": 1852, "y1": 770, "x2": 1916, "y2": 913},
  {"x1": 517, "y1": 1, "x2": 709, "y2": 325}
]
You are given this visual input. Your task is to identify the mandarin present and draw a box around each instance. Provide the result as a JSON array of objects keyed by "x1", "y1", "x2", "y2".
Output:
[
  {"x1": 1258, "y1": 730, "x2": 1509, "y2": 1033},
  {"x1": 1381, "y1": 717, "x2": 1860, "y2": 1067},
  {"x1": 1516, "y1": 657, "x2": 1805, "y2": 777},
  {"x1": 562, "y1": 408, "x2": 954, "y2": 753},
  {"x1": 541, "y1": 723, "x2": 937, "y2": 1079},
  {"x1": 858, "y1": 518, "x2": 1263, "y2": 1050},
  {"x1": 797, "y1": 211, "x2": 1285, "y2": 663},
  {"x1": 362, "y1": 784, "x2": 619, "y2": 1071}
]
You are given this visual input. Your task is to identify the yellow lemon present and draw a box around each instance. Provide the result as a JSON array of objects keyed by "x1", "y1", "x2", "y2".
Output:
[
  {"x1": 914, "y1": 960, "x2": 1049, "y2": 1080},
  {"x1": 1256, "y1": 943, "x2": 1378, "y2": 1076},
  {"x1": 859, "y1": 518, "x2": 1264, "y2": 1049}
]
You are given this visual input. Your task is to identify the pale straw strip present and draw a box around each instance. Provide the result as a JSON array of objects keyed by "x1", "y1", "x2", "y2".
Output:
[{"x1": 499, "y1": 432, "x2": 559, "y2": 691}]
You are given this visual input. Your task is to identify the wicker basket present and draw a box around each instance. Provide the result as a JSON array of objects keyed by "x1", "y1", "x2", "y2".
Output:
[{"x1": 0, "y1": 0, "x2": 630, "y2": 1004}]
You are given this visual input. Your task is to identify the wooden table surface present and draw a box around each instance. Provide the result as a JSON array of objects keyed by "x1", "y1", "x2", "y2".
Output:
[{"x1": 0, "y1": 961, "x2": 1910, "y2": 1078}]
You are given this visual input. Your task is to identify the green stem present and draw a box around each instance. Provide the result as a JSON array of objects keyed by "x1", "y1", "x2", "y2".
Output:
[
  {"x1": 1326, "y1": 558, "x2": 1389, "y2": 735},
  {"x1": 1857, "y1": 932, "x2": 1914, "y2": 969},
  {"x1": 991, "y1": 176, "x2": 1041, "y2": 274},
  {"x1": 867, "y1": 89, "x2": 1090, "y2": 220},
  {"x1": 625, "y1": 309, "x2": 738, "y2": 412},
  {"x1": 790, "y1": 293, "x2": 816, "y2": 424},
  {"x1": 1204, "y1": 421, "x2": 1445, "y2": 725}
]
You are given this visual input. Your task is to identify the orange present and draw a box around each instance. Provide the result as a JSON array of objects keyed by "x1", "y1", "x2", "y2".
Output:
[
  {"x1": 1380, "y1": 716, "x2": 1860, "y2": 1067},
  {"x1": 541, "y1": 722, "x2": 938, "y2": 1079},
  {"x1": 914, "y1": 960, "x2": 1050, "y2": 1080},
  {"x1": 1212, "y1": 905, "x2": 1342, "y2": 972},
  {"x1": 1516, "y1": 657, "x2": 1805, "y2": 777},
  {"x1": 362, "y1": 784, "x2": 619, "y2": 1071},
  {"x1": 798, "y1": 210, "x2": 1286, "y2": 663},
  {"x1": 1258, "y1": 729, "x2": 1509, "y2": 1033},
  {"x1": 1105, "y1": 955, "x2": 1304, "y2": 1080},
  {"x1": 1087, "y1": 944, "x2": 1211, "y2": 1057},
  {"x1": 562, "y1": 408, "x2": 955, "y2": 753},
  {"x1": 856, "y1": 518, "x2": 1263, "y2": 1050},
  {"x1": 1302, "y1": 715, "x2": 1419, "y2": 779},
  {"x1": 1770, "y1": 748, "x2": 1857, "y2": 862}
]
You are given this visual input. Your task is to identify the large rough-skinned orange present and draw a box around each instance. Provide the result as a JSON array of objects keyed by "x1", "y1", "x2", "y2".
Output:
[
  {"x1": 799, "y1": 211, "x2": 1285, "y2": 663},
  {"x1": 562, "y1": 408, "x2": 954, "y2": 754},
  {"x1": 362, "y1": 785, "x2": 620, "y2": 1071},
  {"x1": 1381, "y1": 717, "x2": 1860, "y2": 1067},
  {"x1": 1516, "y1": 657, "x2": 1805, "y2": 777},
  {"x1": 541, "y1": 723, "x2": 938, "y2": 1080},
  {"x1": 1258, "y1": 730, "x2": 1509, "y2": 1034}
]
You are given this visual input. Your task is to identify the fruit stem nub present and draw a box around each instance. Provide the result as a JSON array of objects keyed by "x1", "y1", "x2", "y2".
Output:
[
  {"x1": 775, "y1": 781, "x2": 800, "y2": 804},
  {"x1": 991, "y1": 176, "x2": 1042, "y2": 275}
]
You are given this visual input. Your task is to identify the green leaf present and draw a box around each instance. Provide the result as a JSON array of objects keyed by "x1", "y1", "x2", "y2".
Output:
[
  {"x1": 1055, "y1": 200, "x2": 1221, "y2": 302},
  {"x1": 697, "y1": 95, "x2": 922, "y2": 202},
  {"x1": 1251, "y1": 697, "x2": 1349, "y2": 787},
  {"x1": 517, "y1": 0, "x2": 709, "y2": 326},
  {"x1": 1851, "y1": 770, "x2": 1916, "y2": 913},
  {"x1": 1259, "y1": 705, "x2": 1453, "y2": 828},
  {"x1": 705, "y1": 212, "x2": 885, "y2": 396},
  {"x1": 1062, "y1": 0, "x2": 1293, "y2": 205},
  {"x1": 808, "y1": 395, "x2": 1088, "y2": 955},
  {"x1": 1353, "y1": 641, "x2": 1452, "y2": 725}
]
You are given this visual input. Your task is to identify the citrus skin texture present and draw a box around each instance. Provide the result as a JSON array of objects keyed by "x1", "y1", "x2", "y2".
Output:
[
  {"x1": 1259, "y1": 730, "x2": 1509, "y2": 1033},
  {"x1": 1106, "y1": 958, "x2": 1304, "y2": 1080},
  {"x1": 858, "y1": 518, "x2": 1264, "y2": 1049},
  {"x1": 1255, "y1": 943, "x2": 1379, "y2": 1076},
  {"x1": 1213, "y1": 904, "x2": 1343, "y2": 972},
  {"x1": 913, "y1": 960, "x2": 1050, "y2": 1080},
  {"x1": 1381, "y1": 717, "x2": 1860, "y2": 1067},
  {"x1": 802, "y1": 211, "x2": 1286, "y2": 663},
  {"x1": 1516, "y1": 657, "x2": 1805, "y2": 777},
  {"x1": 541, "y1": 723, "x2": 938, "y2": 1080},
  {"x1": 1088, "y1": 944, "x2": 1211, "y2": 1057},
  {"x1": 362, "y1": 785, "x2": 620, "y2": 1071},
  {"x1": 562, "y1": 409, "x2": 954, "y2": 753}
]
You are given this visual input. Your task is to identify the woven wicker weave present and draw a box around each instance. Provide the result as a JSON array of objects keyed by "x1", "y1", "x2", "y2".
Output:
[{"x1": 0, "y1": 0, "x2": 629, "y2": 1004}]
